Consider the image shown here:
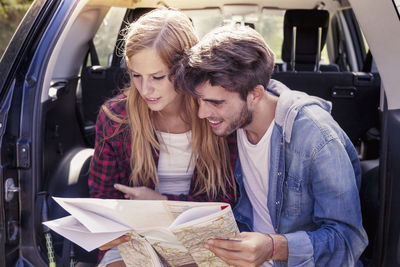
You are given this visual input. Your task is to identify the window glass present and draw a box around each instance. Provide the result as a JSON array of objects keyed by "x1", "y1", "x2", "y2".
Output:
[
  {"x1": 393, "y1": 0, "x2": 400, "y2": 19},
  {"x1": 361, "y1": 30, "x2": 369, "y2": 53},
  {"x1": 93, "y1": 7, "x2": 126, "y2": 66},
  {"x1": 184, "y1": 7, "x2": 329, "y2": 64},
  {"x1": 183, "y1": 9, "x2": 223, "y2": 39},
  {"x1": 0, "y1": 0, "x2": 33, "y2": 58},
  {"x1": 256, "y1": 9, "x2": 285, "y2": 61}
]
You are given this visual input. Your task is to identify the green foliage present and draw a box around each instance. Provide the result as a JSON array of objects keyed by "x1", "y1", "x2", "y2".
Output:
[
  {"x1": 93, "y1": 7, "x2": 126, "y2": 66},
  {"x1": 0, "y1": 0, "x2": 33, "y2": 57},
  {"x1": 257, "y1": 15, "x2": 284, "y2": 61}
]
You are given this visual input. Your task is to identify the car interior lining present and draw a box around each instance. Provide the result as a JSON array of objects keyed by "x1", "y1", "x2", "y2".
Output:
[{"x1": 40, "y1": 5, "x2": 109, "y2": 102}]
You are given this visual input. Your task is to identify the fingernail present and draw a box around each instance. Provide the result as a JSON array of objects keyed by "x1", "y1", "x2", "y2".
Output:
[
  {"x1": 207, "y1": 240, "x2": 214, "y2": 245},
  {"x1": 204, "y1": 244, "x2": 209, "y2": 249},
  {"x1": 114, "y1": 184, "x2": 119, "y2": 189}
]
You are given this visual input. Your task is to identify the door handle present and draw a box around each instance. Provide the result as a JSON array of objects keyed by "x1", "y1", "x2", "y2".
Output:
[{"x1": 4, "y1": 178, "x2": 20, "y2": 202}]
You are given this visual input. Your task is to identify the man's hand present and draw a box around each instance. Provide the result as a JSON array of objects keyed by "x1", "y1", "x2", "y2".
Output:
[
  {"x1": 114, "y1": 184, "x2": 167, "y2": 200},
  {"x1": 204, "y1": 232, "x2": 274, "y2": 267},
  {"x1": 98, "y1": 235, "x2": 131, "y2": 251}
]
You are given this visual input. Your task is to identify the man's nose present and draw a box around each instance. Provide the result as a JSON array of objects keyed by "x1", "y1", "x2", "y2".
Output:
[{"x1": 198, "y1": 100, "x2": 210, "y2": 119}]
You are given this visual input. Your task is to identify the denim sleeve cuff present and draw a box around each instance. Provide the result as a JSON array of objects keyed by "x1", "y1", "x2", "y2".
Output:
[{"x1": 283, "y1": 231, "x2": 314, "y2": 266}]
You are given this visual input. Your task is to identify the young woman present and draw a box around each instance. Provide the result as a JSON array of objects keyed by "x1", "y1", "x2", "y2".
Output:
[{"x1": 88, "y1": 8, "x2": 237, "y2": 267}]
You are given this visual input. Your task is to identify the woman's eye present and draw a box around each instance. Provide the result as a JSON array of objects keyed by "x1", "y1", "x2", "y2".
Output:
[
  {"x1": 132, "y1": 74, "x2": 141, "y2": 78},
  {"x1": 153, "y1": 75, "x2": 166, "y2": 80}
]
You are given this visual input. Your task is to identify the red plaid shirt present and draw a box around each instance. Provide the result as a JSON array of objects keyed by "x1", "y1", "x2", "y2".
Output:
[{"x1": 88, "y1": 94, "x2": 238, "y2": 206}]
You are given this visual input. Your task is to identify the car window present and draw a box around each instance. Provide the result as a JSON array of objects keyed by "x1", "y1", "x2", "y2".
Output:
[
  {"x1": 394, "y1": 0, "x2": 400, "y2": 10},
  {"x1": 183, "y1": 9, "x2": 222, "y2": 39},
  {"x1": 183, "y1": 8, "x2": 329, "y2": 64},
  {"x1": 93, "y1": 7, "x2": 126, "y2": 66},
  {"x1": 393, "y1": 0, "x2": 400, "y2": 18},
  {"x1": 0, "y1": 0, "x2": 32, "y2": 58},
  {"x1": 256, "y1": 9, "x2": 285, "y2": 62}
]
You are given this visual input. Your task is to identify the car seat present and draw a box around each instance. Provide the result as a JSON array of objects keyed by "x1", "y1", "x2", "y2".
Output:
[
  {"x1": 44, "y1": 147, "x2": 98, "y2": 266},
  {"x1": 280, "y1": 9, "x2": 339, "y2": 72}
]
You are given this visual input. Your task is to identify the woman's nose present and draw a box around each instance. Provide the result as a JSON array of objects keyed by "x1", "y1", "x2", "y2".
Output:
[{"x1": 141, "y1": 78, "x2": 153, "y2": 95}]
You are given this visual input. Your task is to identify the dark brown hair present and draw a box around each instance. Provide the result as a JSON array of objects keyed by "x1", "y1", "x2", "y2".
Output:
[{"x1": 174, "y1": 25, "x2": 275, "y2": 100}]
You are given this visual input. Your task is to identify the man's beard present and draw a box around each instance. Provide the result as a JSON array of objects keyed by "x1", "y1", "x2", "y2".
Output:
[{"x1": 224, "y1": 103, "x2": 253, "y2": 136}]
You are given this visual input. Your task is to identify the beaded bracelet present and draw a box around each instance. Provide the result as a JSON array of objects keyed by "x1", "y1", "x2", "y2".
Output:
[{"x1": 265, "y1": 233, "x2": 275, "y2": 261}]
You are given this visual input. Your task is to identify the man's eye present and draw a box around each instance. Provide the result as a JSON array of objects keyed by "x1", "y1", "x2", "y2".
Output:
[
  {"x1": 210, "y1": 100, "x2": 224, "y2": 106},
  {"x1": 153, "y1": 75, "x2": 166, "y2": 80}
]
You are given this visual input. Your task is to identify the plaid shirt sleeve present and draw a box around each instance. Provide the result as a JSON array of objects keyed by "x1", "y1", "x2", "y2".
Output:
[{"x1": 88, "y1": 97, "x2": 129, "y2": 199}]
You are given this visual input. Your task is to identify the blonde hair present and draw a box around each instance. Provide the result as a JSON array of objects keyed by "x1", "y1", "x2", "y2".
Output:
[{"x1": 102, "y1": 8, "x2": 236, "y2": 200}]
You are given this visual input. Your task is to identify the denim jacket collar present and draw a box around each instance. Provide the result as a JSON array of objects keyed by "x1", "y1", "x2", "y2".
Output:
[{"x1": 268, "y1": 79, "x2": 332, "y2": 143}]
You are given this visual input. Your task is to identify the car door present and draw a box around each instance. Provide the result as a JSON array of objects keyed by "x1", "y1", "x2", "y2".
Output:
[
  {"x1": 350, "y1": 0, "x2": 400, "y2": 266},
  {"x1": 0, "y1": 0, "x2": 76, "y2": 266}
]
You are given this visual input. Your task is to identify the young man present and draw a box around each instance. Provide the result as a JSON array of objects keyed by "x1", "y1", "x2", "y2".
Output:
[{"x1": 174, "y1": 25, "x2": 368, "y2": 267}]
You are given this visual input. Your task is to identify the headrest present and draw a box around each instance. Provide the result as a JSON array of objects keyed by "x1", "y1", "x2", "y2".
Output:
[{"x1": 282, "y1": 9, "x2": 330, "y2": 64}]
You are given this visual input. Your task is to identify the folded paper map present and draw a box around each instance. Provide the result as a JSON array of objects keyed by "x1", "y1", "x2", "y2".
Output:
[{"x1": 43, "y1": 197, "x2": 239, "y2": 267}]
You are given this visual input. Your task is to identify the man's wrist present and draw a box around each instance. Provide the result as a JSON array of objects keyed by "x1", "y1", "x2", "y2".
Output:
[
  {"x1": 264, "y1": 234, "x2": 275, "y2": 260},
  {"x1": 269, "y1": 234, "x2": 289, "y2": 261}
]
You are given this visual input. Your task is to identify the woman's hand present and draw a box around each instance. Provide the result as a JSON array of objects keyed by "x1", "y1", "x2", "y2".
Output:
[{"x1": 114, "y1": 184, "x2": 167, "y2": 200}]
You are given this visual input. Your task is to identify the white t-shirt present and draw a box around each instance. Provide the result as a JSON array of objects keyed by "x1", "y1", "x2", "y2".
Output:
[
  {"x1": 155, "y1": 131, "x2": 195, "y2": 195},
  {"x1": 237, "y1": 122, "x2": 275, "y2": 235}
]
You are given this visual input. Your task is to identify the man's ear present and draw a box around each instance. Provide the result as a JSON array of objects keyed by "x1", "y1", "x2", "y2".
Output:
[{"x1": 247, "y1": 85, "x2": 265, "y2": 106}]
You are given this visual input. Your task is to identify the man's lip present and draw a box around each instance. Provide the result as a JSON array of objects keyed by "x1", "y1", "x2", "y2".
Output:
[{"x1": 207, "y1": 119, "x2": 223, "y2": 128}]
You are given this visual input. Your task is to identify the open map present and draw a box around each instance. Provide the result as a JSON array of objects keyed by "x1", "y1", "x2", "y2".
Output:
[{"x1": 43, "y1": 198, "x2": 239, "y2": 267}]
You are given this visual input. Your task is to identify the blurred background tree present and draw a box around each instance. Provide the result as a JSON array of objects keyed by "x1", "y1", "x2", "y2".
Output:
[{"x1": 0, "y1": 0, "x2": 33, "y2": 57}]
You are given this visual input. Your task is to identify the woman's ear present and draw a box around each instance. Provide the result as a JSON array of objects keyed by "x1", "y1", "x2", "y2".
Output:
[{"x1": 247, "y1": 85, "x2": 265, "y2": 106}]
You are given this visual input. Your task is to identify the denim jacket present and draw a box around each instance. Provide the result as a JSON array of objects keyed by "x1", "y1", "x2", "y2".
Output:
[{"x1": 233, "y1": 80, "x2": 368, "y2": 266}]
